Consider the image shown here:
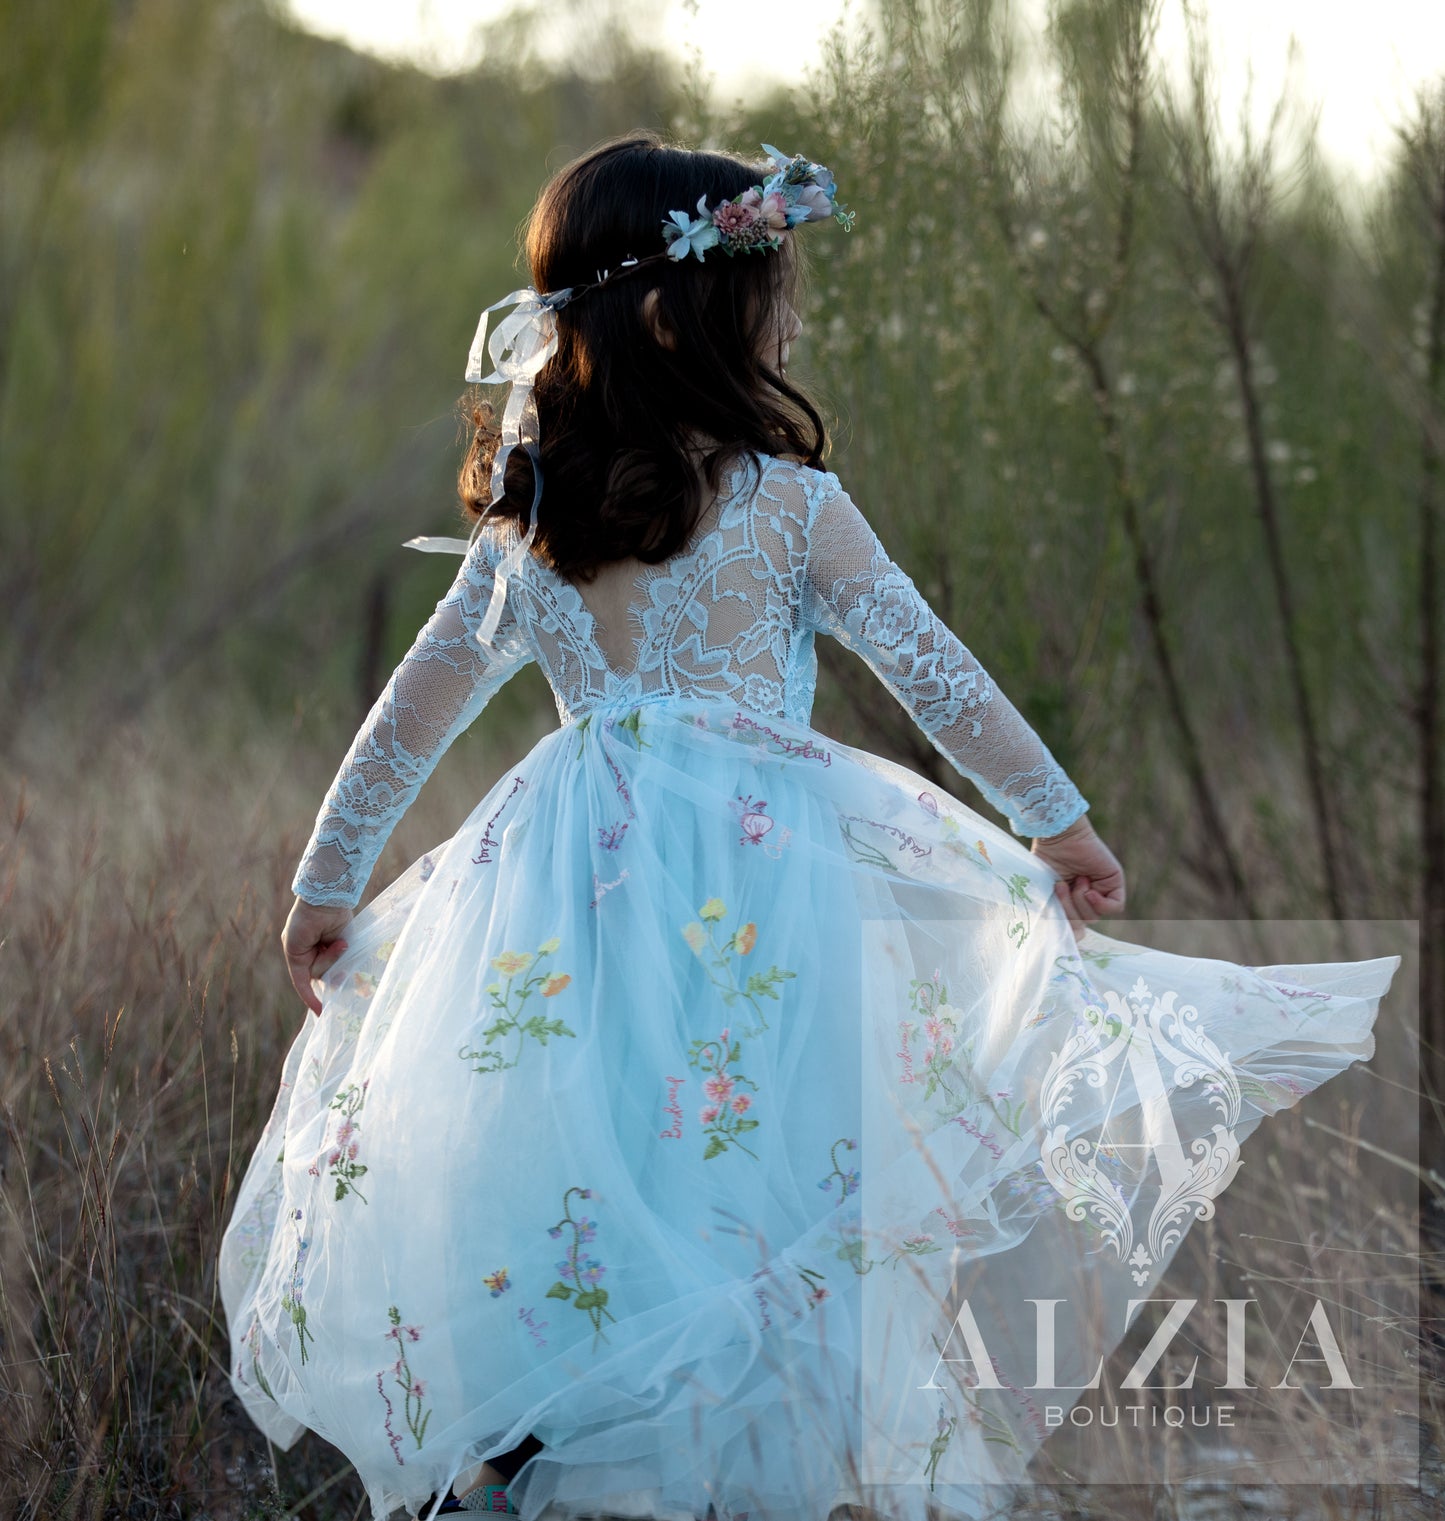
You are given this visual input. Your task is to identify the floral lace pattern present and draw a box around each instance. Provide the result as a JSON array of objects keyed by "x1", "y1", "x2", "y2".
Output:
[{"x1": 292, "y1": 454, "x2": 1088, "y2": 907}]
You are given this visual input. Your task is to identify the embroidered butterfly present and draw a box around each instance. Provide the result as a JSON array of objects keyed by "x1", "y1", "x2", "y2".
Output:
[
  {"x1": 483, "y1": 1268, "x2": 511, "y2": 1298},
  {"x1": 597, "y1": 821, "x2": 628, "y2": 850}
]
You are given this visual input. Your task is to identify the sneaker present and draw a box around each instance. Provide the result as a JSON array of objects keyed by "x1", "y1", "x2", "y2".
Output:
[{"x1": 416, "y1": 1484, "x2": 517, "y2": 1515}]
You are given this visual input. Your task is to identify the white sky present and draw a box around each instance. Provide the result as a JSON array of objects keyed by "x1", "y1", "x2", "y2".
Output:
[{"x1": 281, "y1": 0, "x2": 1445, "y2": 199}]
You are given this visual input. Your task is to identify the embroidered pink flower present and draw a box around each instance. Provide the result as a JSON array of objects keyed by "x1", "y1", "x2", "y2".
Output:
[
  {"x1": 681, "y1": 922, "x2": 707, "y2": 954},
  {"x1": 735, "y1": 922, "x2": 757, "y2": 955},
  {"x1": 704, "y1": 1073, "x2": 735, "y2": 1104},
  {"x1": 700, "y1": 1104, "x2": 720, "y2": 1124},
  {"x1": 731, "y1": 1093, "x2": 752, "y2": 1114}
]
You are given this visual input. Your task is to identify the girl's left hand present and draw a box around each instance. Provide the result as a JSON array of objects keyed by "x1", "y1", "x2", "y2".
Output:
[{"x1": 281, "y1": 897, "x2": 354, "y2": 1016}]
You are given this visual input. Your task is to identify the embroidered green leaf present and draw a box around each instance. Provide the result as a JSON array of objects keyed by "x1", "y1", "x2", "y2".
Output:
[{"x1": 546, "y1": 1281, "x2": 574, "y2": 1301}]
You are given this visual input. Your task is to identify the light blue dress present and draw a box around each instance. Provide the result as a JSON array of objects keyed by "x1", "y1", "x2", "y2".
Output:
[{"x1": 219, "y1": 453, "x2": 1400, "y2": 1521}]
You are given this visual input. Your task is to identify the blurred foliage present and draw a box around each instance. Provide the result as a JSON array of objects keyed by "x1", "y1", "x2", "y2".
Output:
[{"x1": 0, "y1": 0, "x2": 1437, "y2": 920}]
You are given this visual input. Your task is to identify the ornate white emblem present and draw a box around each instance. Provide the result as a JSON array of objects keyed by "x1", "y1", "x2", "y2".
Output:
[{"x1": 1038, "y1": 975, "x2": 1242, "y2": 1285}]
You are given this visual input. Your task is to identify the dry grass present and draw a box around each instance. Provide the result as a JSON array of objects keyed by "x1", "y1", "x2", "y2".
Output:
[{"x1": 0, "y1": 693, "x2": 1439, "y2": 1520}]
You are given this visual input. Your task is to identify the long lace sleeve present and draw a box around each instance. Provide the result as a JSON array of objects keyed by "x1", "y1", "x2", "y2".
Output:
[
  {"x1": 291, "y1": 526, "x2": 534, "y2": 908},
  {"x1": 799, "y1": 468, "x2": 1090, "y2": 839}
]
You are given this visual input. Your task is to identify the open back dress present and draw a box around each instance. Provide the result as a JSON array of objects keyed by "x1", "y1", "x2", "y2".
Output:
[{"x1": 219, "y1": 452, "x2": 1401, "y2": 1521}]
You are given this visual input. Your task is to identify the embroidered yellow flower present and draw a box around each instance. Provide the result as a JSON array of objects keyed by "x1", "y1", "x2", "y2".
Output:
[
  {"x1": 539, "y1": 936, "x2": 562, "y2": 955},
  {"x1": 491, "y1": 950, "x2": 534, "y2": 977},
  {"x1": 542, "y1": 974, "x2": 572, "y2": 997},
  {"x1": 699, "y1": 897, "x2": 727, "y2": 922},
  {"x1": 681, "y1": 922, "x2": 707, "y2": 954},
  {"x1": 735, "y1": 922, "x2": 757, "y2": 955}
]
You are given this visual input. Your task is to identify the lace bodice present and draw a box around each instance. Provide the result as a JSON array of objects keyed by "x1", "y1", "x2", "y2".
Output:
[{"x1": 291, "y1": 454, "x2": 1090, "y2": 907}]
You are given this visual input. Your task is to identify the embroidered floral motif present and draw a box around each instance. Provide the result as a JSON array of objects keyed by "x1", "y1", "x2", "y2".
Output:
[
  {"x1": 678, "y1": 897, "x2": 795, "y2": 1037},
  {"x1": 460, "y1": 935, "x2": 576, "y2": 1074},
  {"x1": 816, "y1": 1137, "x2": 860, "y2": 1197},
  {"x1": 606, "y1": 707, "x2": 652, "y2": 750},
  {"x1": 240, "y1": 1314, "x2": 278, "y2": 1402},
  {"x1": 279, "y1": 1206, "x2": 315, "y2": 1362},
  {"x1": 322, "y1": 1079, "x2": 370, "y2": 1203},
  {"x1": 686, "y1": 1026, "x2": 761, "y2": 1160},
  {"x1": 899, "y1": 973, "x2": 1030, "y2": 1140},
  {"x1": 923, "y1": 1404, "x2": 958, "y2": 1491},
  {"x1": 934, "y1": 819, "x2": 1040, "y2": 945},
  {"x1": 379, "y1": 1304, "x2": 432, "y2": 1457},
  {"x1": 483, "y1": 1267, "x2": 511, "y2": 1297},
  {"x1": 728, "y1": 792, "x2": 793, "y2": 858},
  {"x1": 544, "y1": 1186, "x2": 617, "y2": 1350},
  {"x1": 795, "y1": 1263, "x2": 829, "y2": 1310}
]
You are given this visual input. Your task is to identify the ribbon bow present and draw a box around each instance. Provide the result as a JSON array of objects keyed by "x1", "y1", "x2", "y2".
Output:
[{"x1": 405, "y1": 285, "x2": 571, "y2": 652}]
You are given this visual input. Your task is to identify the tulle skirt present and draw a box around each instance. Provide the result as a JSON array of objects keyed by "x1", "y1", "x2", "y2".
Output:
[{"x1": 218, "y1": 694, "x2": 1400, "y2": 1521}]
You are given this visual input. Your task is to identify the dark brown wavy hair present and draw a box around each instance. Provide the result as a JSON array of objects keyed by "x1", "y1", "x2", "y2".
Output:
[{"x1": 454, "y1": 129, "x2": 829, "y2": 582}]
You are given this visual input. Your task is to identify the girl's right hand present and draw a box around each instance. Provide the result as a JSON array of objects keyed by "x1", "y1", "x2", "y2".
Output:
[
  {"x1": 1030, "y1": 815, "x2": 1126, "y2": 940},
  {"x1": 281, "y1": 897, "x2": 354, "y2": 1016}
]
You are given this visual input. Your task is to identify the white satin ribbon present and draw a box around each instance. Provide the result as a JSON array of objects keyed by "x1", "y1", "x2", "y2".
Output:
[{"x1": 403, "y1": 285, "x2": 569, "y2": 653}]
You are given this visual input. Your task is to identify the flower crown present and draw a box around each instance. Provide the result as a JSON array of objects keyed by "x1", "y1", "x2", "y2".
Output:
[{"x1": 661, "y1": 144, "x2": 854, "y2": 263}]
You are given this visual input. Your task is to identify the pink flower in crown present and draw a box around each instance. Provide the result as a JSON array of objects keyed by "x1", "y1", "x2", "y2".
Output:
[
  {"x1": 758, "y1": 191, "x2": 791, "y2": 231},
  {"x1": 712, "y1": 200, "x2": 760, "y2": 239},
  {"x1": 738, "y1": 187, "x2": 791, "y2": 234}
]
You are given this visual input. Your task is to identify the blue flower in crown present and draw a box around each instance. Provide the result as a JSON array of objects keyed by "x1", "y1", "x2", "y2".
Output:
[
  {"x1": 662, "y1": 143, "x2": 854, "y2": 264},
  {"x1": 664, "y1": 196, "x2": 722, "y2": 262}
]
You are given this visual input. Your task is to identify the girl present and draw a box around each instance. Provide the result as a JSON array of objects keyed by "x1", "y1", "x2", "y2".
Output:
[{"x1": 220, "y1": 131, "x2": 1399, "y2": 1521}]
